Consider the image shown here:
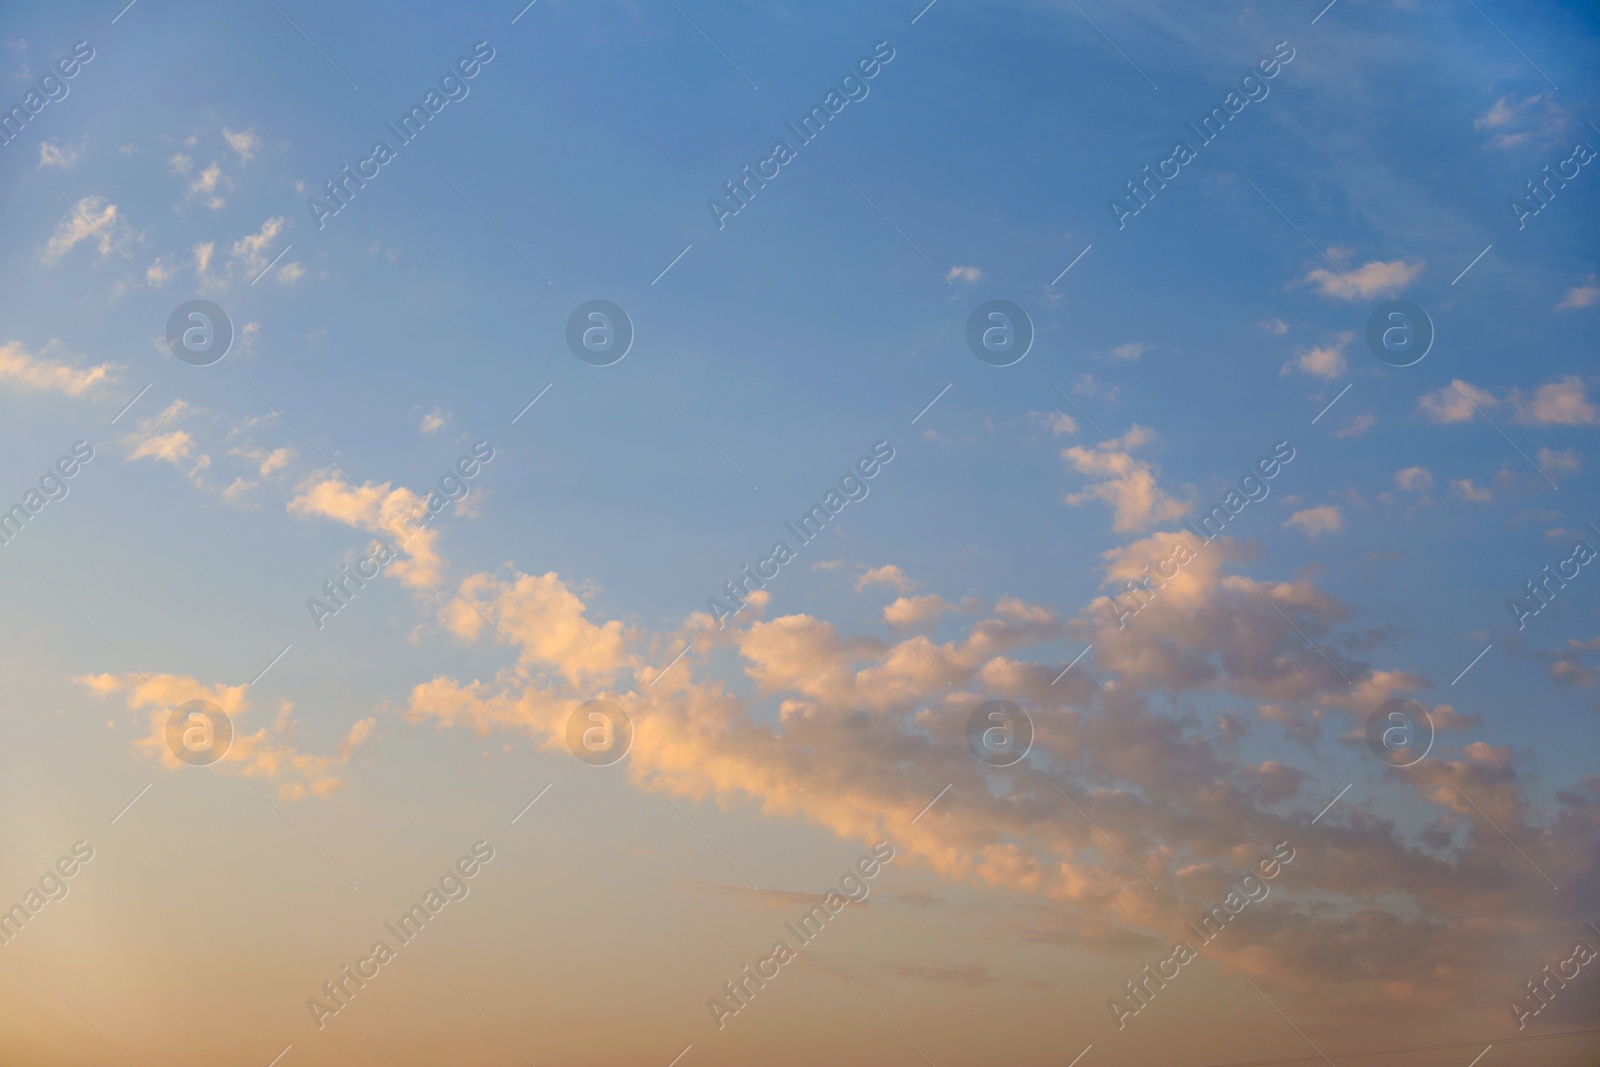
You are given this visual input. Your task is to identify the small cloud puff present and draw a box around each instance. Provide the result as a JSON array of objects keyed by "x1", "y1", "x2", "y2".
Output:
[
  {"x1": 1305, "y1": 259, "x2": 1424, "y2": 300},
  {"x1": 1284, "y1": 506, "x2": 1342, "y2": 537}
]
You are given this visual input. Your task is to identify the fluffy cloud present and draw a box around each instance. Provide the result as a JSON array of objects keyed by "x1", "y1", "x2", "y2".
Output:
[
  {"x1": 884, "y1": 594, "x2": 955, "y2": 629},
  {"x1": 1451, "y1": 479, "x2": 1492, "y2": 503},
  {"x1": 1285, "y1": 333, "x2": 1350, "y2": 380},
  {"x1": 288, "y1": 476, "x2": 444, "y2": 589},
  {"x1": 1536, "y1": 447, "x2": 1580, "y2": 474},
  {"x1": 1556, "y1": 277, "x2": 1599, "y2": 310},
  {"x1": 1284, "y1": 505, "x2": 1342, "y2": 537},
  {"x1": 1474, "y1": 93, "x2": 1568, "y2": 149},
  {"x1": 187, "y1": 161, "x2": 226, "y2": 209},
  {"x1": 229, "y1": 216, "x2": 286, "y2": 279},
  {"x1": 0, "y1": 341, "x2": 111, "y2": 396},
  {"x1": 122, "y1": 400, "x2": 211, "y2": 486},
  {"x1": 1305, "y1": 259, "x2": 1424, "y2": 300},
  {"x1": 41, "y1": 197, "x2": 124, "y2": 263},
  {"x1": 1418, "y1": 380, "x2": 1496, "y2": 423},
  {"x1": 1062, "y1": 425, "x2": 1189, "y2": 532},
  {"x1": 37, "y1": 140, "x2": 80, "y2": 168},
  {"x1": 78, "y1": 672, "x2": 373, "y2": 799},
  {"x1": 384, "y1": 534, "x2": 1600, "y2": 1029},
  {"x1": 858, "y1": 564, "x2": 916, "y2": 592},
  {"x1": 222, "y1": 126, "x2": 260, "y2": 162},
  {"x1": 1421, "y1": 376, "x2": 1599, "y2": 426},
  {"x1": 1509, "y1": 376, "x2": 1599, "y2": 426},
  {"x1": 1393, "y1": 466, "x2": 1433, "y2": 493},
  {"x1": 945, "y1": 265, "x2": 981, "y2": 283}
]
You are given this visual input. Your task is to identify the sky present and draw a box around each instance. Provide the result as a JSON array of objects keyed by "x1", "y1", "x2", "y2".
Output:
[{"x1": 1, "y1": 0, "x2": 1598, "y2": 1064}]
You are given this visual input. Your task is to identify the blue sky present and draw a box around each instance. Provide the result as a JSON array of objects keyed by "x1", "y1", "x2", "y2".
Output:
[{"x1": 2, "y1": 0, "x2": 1598, "y2": 1064}]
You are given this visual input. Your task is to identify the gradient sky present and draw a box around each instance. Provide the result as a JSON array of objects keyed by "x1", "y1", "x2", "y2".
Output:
[{"x1": 2, "y1": 0, "x2": 1598, "y2": 1065}]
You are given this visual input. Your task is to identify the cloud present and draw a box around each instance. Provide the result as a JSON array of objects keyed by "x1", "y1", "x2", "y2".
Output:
[
  {"x1": 122, "y1": 400, "x2": 212, "y2": 486},
  {"x1": 1062, "y1": 425, "x2": 1190, "y2": 532},
  {"x1": 1422, "y1": 376, "x2": 1597, "y2": 428},
  {"x1": 420, "y1": 408, "x2": 450, "y2": 435},
  {"x1": 78, "y1": 672, "x2": 370, "y2": 799},
  {"x1": 230, "y1": 444, "x2": 295, "y2": 478},
  {"x1": 1556, "y1": 277, "x2": 1599, "y2": 310},
  {"x1": 229, "y1": 216, "x2": 286, "y2": 279},
  {"x1": 1258, "y1": 319, "x2": 1290, "y2": 335},
  {"x1": 858, "y1": 565, "x2": 916, "y2": 592},
  {"x1": 1030, "y1": 411, "x2": 1078, "y2": 436},
  {"x1": 1285, "y1": 333, "x2": 1350, "y2": 380},
  {"x1": 1305, "y1": 259, "x2": 1424, "y2": 300},
  {"x1": 945, "y1": 265, "x2": 981, "y2": 283},
  {"x1": 41, "y1": 197, "x2": 123, "y2": 263},
  {"x1": 187, "y1": 161, "x2": 225, "y2": 209},
  {"x1": 1508, "y1": 376, "x2": 1599, "y2": 426},
  {"x1": 1283, "y1": 506, "x2": 1342, "y2": 538},
  {"x1": 37, "y1": 140, "x2": 80, "y2": 168},
  {"x1": 1418, "y1": 380, "x2": 1496, "y2": 423},
  {"x1": 222, "y1": 126, "x2": 260, "y2": 162},
  {"x1": 1536, "y1": 447, "x2": 1580, "y2": 474},
  {"x1": 1394, "y1": 466, "x2": 1433, "y2": 493},
  {"x1": 1333, "y1": 413, "x2": 1375, "y2": 438},
  {"x1": 167, "y1": 153, "x2": 192, "y2": 173},
  {"x1": 438, "y1": 570, "x2": 637, "y2": 687},
  {"x1": 1474, "y1": 93, "x2": 1568, "y2": 149},
  {"x1": 288, "y1": 476, "x2": 446, "y2": 590},
  {"x1": 1451, "y1": 479, "x2": 1492, "y2": 503},
  {"x1": 276, "y1": 261, "x2": 305, "y2": 283},
  {"x1": 884, "y1": 594, "x2": 954, "y2": 629},
  {"x1": 1111, "y1": 342, "x2": 1147, "y2": 361},
  {"x1": 193, "y1": 241, "x2": 214, "y2": 275},
  {"x1": 0, "y1": 341, "x2": 112, "y2": 396}
]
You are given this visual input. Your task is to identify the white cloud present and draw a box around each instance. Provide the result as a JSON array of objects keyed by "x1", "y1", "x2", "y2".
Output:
[
  {"x1": 222, "y1": 126, "x2": 260, "y2": 162},
  {"x1": 1284, "y1": 506, "x2": 1342, "y2": 538},
  {"x1": 858, "y1": 564, "x2": 916, "y2": 592},
  {"x1": 1418, "y1": 380, "x2": 1497, "y2": 424},
  {"x1": 193, "y1": 241, "x2": 214, "y2": 275},
  {"x1": 41, "y1": 197, "x2": 122, "y2": 264},
  {"x1": 1305, "y1": 259, "x2": 1424, "y2": 300},
  {"x1": 275, "y1": 261, "x2": 305, "y2": 284},
  {"x1": 1536, "y1": 447, "x2": 1580, "y2": 474},
  {"x1": 1394, "y1": 466, "x2": 1433, "y2": 493},
  {"x1": 945, "y1": 265, "x2": 981, "y2": 283},
  {"x1": 229, "y1": 217, "x2": 286, "y2": 279},
  {"x1": 0, "y1": 341, "x2": 112, "y2": 396},
  {"x1": 1557, "y1": 278, "x2": 1600, "y2": 310},
  {"x1": 1451, "y1": 479, "x2": 1492, "y2": 503},
  {"x1": 419, "y1": 409, "x2": 449, "y2": 435},
  {"x1": 1258, "y1": 318, "x2": 1290, "y2": 335},
  {"x1": 187, "y1": 161, "x2": 225, "y2": 209},
  {"x1": 1286, "y1": 333, "x2": 1350, "y2": 380},
  {"x1": 1474, "y1": 94, "x2": 1567, "y2": 149},
  {"x1": 167, "y1": 153, "x2": 192, "y2": 174},
  {"x1": 37, "y1": 140, "x2": 80, "y2": 169},
  {"x1": 1111, "y1": 342, "x2": 1147, "y2": 361},
  {"x1": 1062, "y1": 424, "x2": 1190, "y2": 532},
  {"x1": 1333, "y1": 413, "x2": 1374, "y2": 438},
  {"x1": 1509, "y1": 376, "x2": 1599, "y2": 426}
]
